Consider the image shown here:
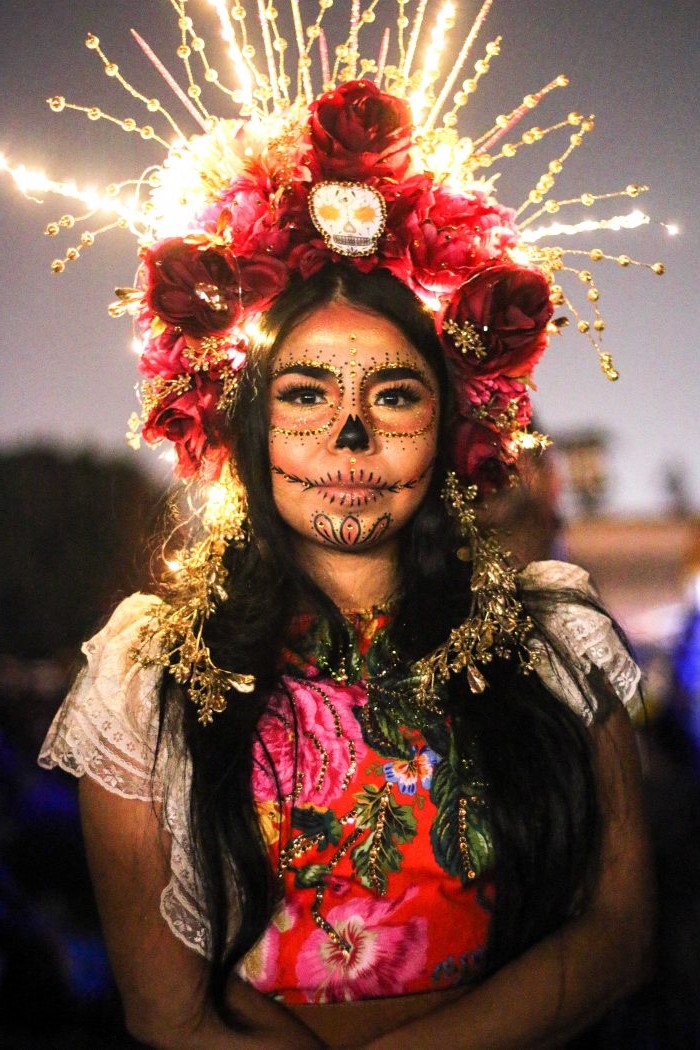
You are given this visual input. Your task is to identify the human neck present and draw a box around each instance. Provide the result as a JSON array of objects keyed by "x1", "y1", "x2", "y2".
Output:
[{"x1": 293, "y1": 538, "x2": 400, "y2": 612}]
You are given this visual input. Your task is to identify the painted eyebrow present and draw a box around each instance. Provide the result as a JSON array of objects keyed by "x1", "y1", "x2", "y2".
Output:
[
  {"x1": 271, "y1": 364, "x2": 335, "y2": 380},
  {"x1": 366, "y1": 366, "x2": 432, "y2": 386}
]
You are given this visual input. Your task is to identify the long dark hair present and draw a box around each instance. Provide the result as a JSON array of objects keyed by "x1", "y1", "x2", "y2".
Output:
[{"x1": 160, "y1": 263, "x2": 601, "y2": 1024}]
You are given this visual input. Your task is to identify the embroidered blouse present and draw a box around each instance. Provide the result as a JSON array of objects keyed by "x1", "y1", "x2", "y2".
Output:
[{"x1": 39, "y1": 560, "x2": 641, "y2": 1005}]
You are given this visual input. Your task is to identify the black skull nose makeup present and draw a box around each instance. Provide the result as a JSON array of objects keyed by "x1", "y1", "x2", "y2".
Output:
[{"x1": 335, "y1": 414, "x2": 370, "y2": 451}]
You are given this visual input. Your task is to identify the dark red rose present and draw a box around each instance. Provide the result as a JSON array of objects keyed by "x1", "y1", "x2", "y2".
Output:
[
  {"x1": 142, "y1": 374, "x2": 227, "y2": 479},
  {"x1": 308, "y1": 79, "x2": 413, "y2": 181},
  {"x1": 451, "y1": 417, "x2": 517, "y2": 492},
  {"x1": 137, "y1": 326, "x2": 190, "y2": 380},
  {"x1": 145, "y1": 239, "x2": 241, "y2": 337},
  {"x1": 234, "y1": 253, "x2": 290, "y2": 312},
  {"x1": 442, "y1": 263, "x2": 553, "y2": 378},
  {"x1": 288, "y1": 238, "x2": 333, "y2": 279}
]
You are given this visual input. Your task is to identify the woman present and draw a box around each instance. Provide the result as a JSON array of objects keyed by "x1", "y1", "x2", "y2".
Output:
[
  {"x1": 32, "y1": 4, "x2": 657, "y2": 1044},
  {"x1": 40, "y1": 264, "x2": 651, "y2": 1050}
]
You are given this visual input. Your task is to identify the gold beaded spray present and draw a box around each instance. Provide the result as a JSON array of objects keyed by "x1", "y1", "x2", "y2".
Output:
[{"x1": 1, "y1": 0, "x2": 664, "y2": 384}]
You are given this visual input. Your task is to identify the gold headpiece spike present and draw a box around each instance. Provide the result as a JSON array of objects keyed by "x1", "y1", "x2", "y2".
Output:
[
  {"x1": 403, "y1": 0, "x2": 428, "y2": 82},
  {"x1": 520, "y1": 185, "x2": 649, "y2": 231},
  {"x1": 347, "y1": 0, "x2": 361, "y2": 80},
  {"x1": 130, "y1": 29, "x2": 207, "y2": 132},
  {"x1": 521, "y1": 209, "x2": 650, "y2": 242},
  {"x1": 424, "y1": 0, "x2": 494, "y2": 133}
]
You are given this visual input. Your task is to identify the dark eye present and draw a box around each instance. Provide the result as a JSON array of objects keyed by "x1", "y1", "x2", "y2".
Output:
[
  {"x1": 276, "y1": 383, "x2": 328, "y2": 406},
  {"x1": 374, "y1": 384, "x2": 422, "y2": 408}
]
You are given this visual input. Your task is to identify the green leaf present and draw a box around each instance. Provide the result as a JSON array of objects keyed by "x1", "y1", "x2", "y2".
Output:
[
  {"x1": 291, "y1": 806, "x2": 342, "y2": 849},
  {"x1": 351, "y1": 787, "x2": 418, "y2": 893},
  {"x1": 294, "y1": 863, "x2": 331, "y2": 889},
  {"x1": 429, "y1": 759, "x2": 493, "y2": 884}
]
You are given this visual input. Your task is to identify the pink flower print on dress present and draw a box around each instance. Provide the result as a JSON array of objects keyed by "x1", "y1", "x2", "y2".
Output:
[
  {"x1": 252, "y1": 676, "x2": 368, "y2": 807},
  {"x1": 295, "y1": 888, "x2": 428, "y2": 1002},
  {"x1": 237, "y1": 900, "x2": 300, "y2": 994},
  {"x1": 383, "y1": 745, "x2": 440, "y2": 795}
]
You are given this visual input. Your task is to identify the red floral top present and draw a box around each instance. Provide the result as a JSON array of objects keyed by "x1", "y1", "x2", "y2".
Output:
[{"x1": 238, "y1": 610, "x2": 494, "y2": 1004}]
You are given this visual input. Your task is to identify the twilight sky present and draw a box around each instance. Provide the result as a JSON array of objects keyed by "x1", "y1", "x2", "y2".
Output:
[{"x1": 0, "y1": 0, "x2": 697, "y2": 514}]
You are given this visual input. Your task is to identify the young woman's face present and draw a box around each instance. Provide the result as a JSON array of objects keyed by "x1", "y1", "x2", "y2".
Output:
[{"x1": 268, "y1": 301, "x2": 440, "y2": 553}]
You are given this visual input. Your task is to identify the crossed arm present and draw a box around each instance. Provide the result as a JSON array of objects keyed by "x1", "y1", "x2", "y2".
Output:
[{"x1": 79, "y1": 703, "x2": 654, "y2": 1048}]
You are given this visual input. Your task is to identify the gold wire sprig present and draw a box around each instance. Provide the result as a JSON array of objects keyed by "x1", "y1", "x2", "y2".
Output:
[
  {"x1": 424, "y1": 0, "x2": 495, "y2": 132},
  {"x1": 521, "y1": 183, "x2": 648, "y2": 228},
  {"x1": 439, "y1": 36, "x2": 501, "y2": 132},
  {"x1": 47, "y1": 89, "x2": 171, "y2": 150},
  {"x1": 333, "y1": 0, "x2": 382, "y2": 85},
  {"x1": 413, "y1": 473, "x2": 534, "y2": 705},
  {"x1": 514, "y1": 114, "x2": 595, "y2": 218},
  {"x1": 132, "y1": 465, "x2": 254, "y2": 724},
  {"x1": 84, "y1": 31, "x2": 186, "y2": 139},
  {"x1": 475, "y1": 74, "x2": 569, "y2": 156},
  {"x1": 472, "y1": 113, "x2": 580, "y2": 173}
]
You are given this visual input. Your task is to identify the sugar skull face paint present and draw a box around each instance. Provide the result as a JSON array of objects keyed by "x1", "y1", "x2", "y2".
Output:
[{"x1": 269, "y1": 301, "x2": 439, "y2": 553}]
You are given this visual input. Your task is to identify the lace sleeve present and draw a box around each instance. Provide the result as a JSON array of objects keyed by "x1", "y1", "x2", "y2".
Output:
[
  {"x1": 519, "y1": 560, "x2": 643, "y2": 726},
  {"x1": 38, "y1": 593, "x2": 221, "y2": 958}
]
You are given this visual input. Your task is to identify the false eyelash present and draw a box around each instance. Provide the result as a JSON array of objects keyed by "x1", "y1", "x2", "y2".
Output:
[
  {"x1": 275, "y1": 381, "x2": 328, "y2": 402},
  {"x1": 374, "y1": 382, "x2": 422, "y2": 405}
]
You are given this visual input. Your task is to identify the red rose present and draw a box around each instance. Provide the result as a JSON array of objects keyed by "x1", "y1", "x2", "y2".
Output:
[
  {"x1": 308, "y1": 79, "x2": 413, "y2": 181},
  {"x1": 442, "y1": 263, "x2": 553, "y2": 378},
  {"x1": 451, "y1": 417, "x2": 517, "y2": 492},
  {"x1": 142, "y1": 374, "x2": 228, "y2": 479}
]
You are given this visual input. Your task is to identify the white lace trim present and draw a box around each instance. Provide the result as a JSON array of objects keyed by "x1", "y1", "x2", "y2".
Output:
[
  {"x1": 38, "y1": 567, "x2": 641, "y2": 958},
  {"x1": 519, "y1": 560, "x2": 643, "y2": 724},
  {"x1": 38, "y1": 593, "x2": 216, "y2": 958}
]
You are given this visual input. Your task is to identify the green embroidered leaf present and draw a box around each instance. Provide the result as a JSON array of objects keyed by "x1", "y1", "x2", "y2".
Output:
[
  {"x1": 429, "y1": 758, "x2": 493, "y2": 884},
  {"x1": 351, "y1": 787, "x2": 418, "y2": 894},
  {"x1": 356, "y1": 701, "x2": 414, "y2": 759},
  {"x1": 291, "y1": 806, "x2": 342, "y2": 849},
  {"x1": 294, "y1": 863, "x2": 331, "y2": 889}
]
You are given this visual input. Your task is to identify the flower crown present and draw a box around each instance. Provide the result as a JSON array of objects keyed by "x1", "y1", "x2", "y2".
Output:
[{"x1": 1, "y1": 0, "x2": 664, "y2": 494}]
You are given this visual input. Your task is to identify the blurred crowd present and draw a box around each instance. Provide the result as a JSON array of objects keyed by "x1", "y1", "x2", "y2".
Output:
[{"x1": 1, "y1": 446, "x2": 698, "y2": 1048}]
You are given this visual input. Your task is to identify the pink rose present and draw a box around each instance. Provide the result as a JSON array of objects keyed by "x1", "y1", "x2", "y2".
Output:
[
  {"x1": 253, "y1": 676, "x2": 368, "y2": 809},
  {"x1": 138, "y1": 326, "x2": 190, "y2": 380},
  {"x1": 442, "y1": 263, "x2": 553, "y2": 378},
  {"x1": 456, "y1": 374, "x2": 532, "y2": 426},
  {"x1": 308, "y1": 79, "x2": 414, "y2": 181}
]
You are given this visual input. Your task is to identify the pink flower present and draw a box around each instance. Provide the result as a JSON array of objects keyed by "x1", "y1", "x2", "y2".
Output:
[
  {"x1": 407, "y1": 188, "x2": 519, "y2": 297},
  {"x1": 138, "y1": 326, "x2": 190, "y2": 380},
  {"x1": 253, "y1": 677, "x2": 368, "y2": 808},
  {"x1": 237, "y1": 901, "x2": 300, "y2": 994},
  {"x1": 456, "y1": 374, "x2": 532, "y2": 425},
  {"x1": 295, "y1": 889, "x2": 428, "y2": 1002}
]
